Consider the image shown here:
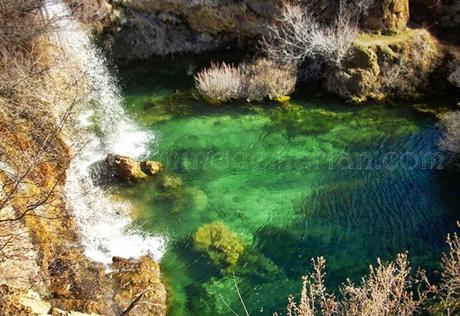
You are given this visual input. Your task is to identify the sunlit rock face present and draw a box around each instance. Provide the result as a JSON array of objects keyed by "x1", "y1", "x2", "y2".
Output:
[
  {"x1": 325, "y1": 29, "x2": 444, "y2": 102},
  {"x1": 123, "y1": 0, "x2": 281, "y2": 36},
  {"x1": 361, "y1": 0, "x2": 409, "y2": 34}
]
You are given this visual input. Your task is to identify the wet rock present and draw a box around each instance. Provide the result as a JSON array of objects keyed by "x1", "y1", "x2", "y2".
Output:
[
  {"x1": 106, "y1": 154, "x2": 163, "y2": 182},
  {"x1": 109, "y1": 256, "x2": 167, "y2": 316},
  {"x1": 47, "y1": 249, "x2": 109, "y2": 315},
  {"x1": 140, "y1": 160, "x2": 163, "y2": 176}
]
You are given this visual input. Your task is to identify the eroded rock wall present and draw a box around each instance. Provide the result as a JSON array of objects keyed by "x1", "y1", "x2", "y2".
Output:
[{"x1": 325, "y1": 29, "x2": 446, "y2": 102}]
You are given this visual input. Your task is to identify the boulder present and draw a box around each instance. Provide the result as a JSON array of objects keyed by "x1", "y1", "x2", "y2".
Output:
[
  {"x1": 325, "y1": 29, "x2": 444, "y2": 102},
  {"x1": 106, "y1": 154, "x2": 163, "y2": 182},
  {"x1": 140, "y1": 160, "x2": 163, "y2": 176}
]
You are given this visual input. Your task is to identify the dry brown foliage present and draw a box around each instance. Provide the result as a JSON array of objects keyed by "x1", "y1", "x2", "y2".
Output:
[
  {"x1": 194, "y1": 62, "x2": 243, "y2": 104},
  {"x1": 242, "y1": 58, "x2": 296, "y2": 101},
  {"x1": 435, "y1": 223, "x2": 460, "y2": 315},
  {"x1": 195, "y1": 58, "x2": 297, "y2": 103}
]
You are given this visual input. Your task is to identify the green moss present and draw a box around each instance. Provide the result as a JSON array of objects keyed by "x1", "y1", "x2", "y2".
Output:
[{"x1": 193, "y1": 222, "x2": 245, "y2": 269}]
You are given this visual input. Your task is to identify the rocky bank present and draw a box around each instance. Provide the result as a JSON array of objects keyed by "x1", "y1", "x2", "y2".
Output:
[
  {"x1": 81, "y1": 0, "x2": 459, "y2": 102},
  {"x1": 1, "y1": 0, "x2": 459, "y2": 315},
  {"x1": 0, "y1": 106, "x2": 167, "y2": 315}
]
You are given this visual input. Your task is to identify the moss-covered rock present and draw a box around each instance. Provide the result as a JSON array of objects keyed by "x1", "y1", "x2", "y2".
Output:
[
  {"x1": 193, "y1": 222, "x2": 245, "y2": 269},
  {"x1": 325, "y1": 29, "x2": 445, "y2": 102}
]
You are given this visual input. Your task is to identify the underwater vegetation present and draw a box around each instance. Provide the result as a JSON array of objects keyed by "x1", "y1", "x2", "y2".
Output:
[{"x1": 193, "y1": 221, "x2": 246, "y2": 271}]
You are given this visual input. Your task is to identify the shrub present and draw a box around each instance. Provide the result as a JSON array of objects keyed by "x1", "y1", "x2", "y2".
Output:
[
  {"x1": 242, "y1": 58, "x2": 296, "y2": 101},
  {"x1": 283, "y1": 225, "x2": 460, "y2": 316},
  {"x1": 435, "y1": 223, "x2": 460, "y2": 314},
  {"x1": 340, "y1": 253, "x2": 428, "y2": 316},
  {"x1": 194, "y1": 62, "x2": 243, "y2": 104},
  {"x1": 284, "y1": 254, "x2": 429, "y2": 316},
  {"x1": 192, "y1": 221, "x2": 245, "y2": 269},
  {"x1": 260, "y1": 1, "x2": 367, "y2": 68},
  {"x1": 195, "y1": 58, "x2": 297, "y2": 104}
]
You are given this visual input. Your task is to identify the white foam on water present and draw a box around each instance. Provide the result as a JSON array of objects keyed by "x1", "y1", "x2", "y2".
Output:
[{"x1": 42, "y1": 0, "x2": 165, "y2": 264}]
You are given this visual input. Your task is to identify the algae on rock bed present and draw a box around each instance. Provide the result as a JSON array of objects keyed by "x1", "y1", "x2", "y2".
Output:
[{"x1": 193, "y1": 221, "x2": 245, "y2": 270}]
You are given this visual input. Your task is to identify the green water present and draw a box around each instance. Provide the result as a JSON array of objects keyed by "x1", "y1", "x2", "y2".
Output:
[{"x1": 119, "y1": 56, "x2": 459, "y2": 315}]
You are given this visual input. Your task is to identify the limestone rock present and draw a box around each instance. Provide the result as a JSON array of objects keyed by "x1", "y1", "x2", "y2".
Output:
[
  {"x1": 106, "y1": 154, "x2": 163, "y2": 182},
  {"x1": 123, "y1": 0, "x2": 280, "y2": 37},
  {"x1": 0, "y1": 284, "x2": 100, "y2": 316},
  {"x1": 109, "y1": 256, "x2": 167, "y2": 316},
  {"x1": 325, "y1": 29, "x2": 444, "y2": 102},
  {"x1": 140, "y1": 160, "x2": 163, "y2": 176},
  {"x1": 361, "y1": 0, "x2": 410, "y2": 34}
]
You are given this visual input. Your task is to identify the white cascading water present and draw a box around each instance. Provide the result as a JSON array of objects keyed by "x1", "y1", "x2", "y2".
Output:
[{"x1": 42, "y1": 0, "x2": 165, "y2": 264}]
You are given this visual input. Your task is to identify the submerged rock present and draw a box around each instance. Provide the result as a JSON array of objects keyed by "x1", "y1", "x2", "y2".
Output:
[
  {"x1": 153, "y1": 174, "x2": 186, "y2": 213},
  {"x1": 193, "y1": 221, "x2": 245, "y2": 269},
  {"x1": 106, "y1": 154, "x2": 163, "y2": 182},
  {"x1": 156, "y1": 174, "x2": 183, "y2": 192}
]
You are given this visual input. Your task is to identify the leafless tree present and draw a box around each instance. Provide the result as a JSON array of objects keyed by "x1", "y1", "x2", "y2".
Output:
[{"x1": 260, "y1": 0, "x2": 373, "y2": 69}]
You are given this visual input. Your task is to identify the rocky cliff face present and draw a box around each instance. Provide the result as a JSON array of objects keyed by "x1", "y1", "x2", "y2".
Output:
[
  {"x1": 325, "y1": 29, "x2": 445, "y2": 102},
  {"x1": 94, "y1": 0, "x2": 284, "y2": 63},
  {"x1": 361, "y1": 0, "x2": 410, "y2": 34},
  {"x1": 410, "y1": 0, "x2": 460, "y2": 44},
  {"x1": 95, "y1": 0, "x2": 425, "y2": 63},
  {"x1": 87, "y1": 0, "x2": 459, "y2": 60}
]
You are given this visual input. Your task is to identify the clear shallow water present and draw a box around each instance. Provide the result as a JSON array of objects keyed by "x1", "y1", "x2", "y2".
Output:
[{"x1": 118, "y1": 56, "x2": 460, "y2": 315}]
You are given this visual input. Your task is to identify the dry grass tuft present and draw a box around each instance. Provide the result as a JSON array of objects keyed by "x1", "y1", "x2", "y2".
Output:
[
  {"x1": 194, "y1": 62, "x2": 243, "y2": 104},
  {"x1": 195, "y1": 58, "x2": 297, "y2": 104}
]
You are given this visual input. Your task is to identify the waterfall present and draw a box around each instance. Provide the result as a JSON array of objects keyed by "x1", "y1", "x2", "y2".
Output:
[{"x1": 42, "y1": 0, "x2": 165, "y2": 264}]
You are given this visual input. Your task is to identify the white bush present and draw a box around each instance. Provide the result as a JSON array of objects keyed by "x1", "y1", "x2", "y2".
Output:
[
  {"x1": 260, "y1": 0, "x2": 373, "y2": 68},
  {"x1": 195, "y1": 58, "x2": 297, "y2": 104},
  {"x1": 194, "y1": 62, "x2": 243, "y2": 104}
]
